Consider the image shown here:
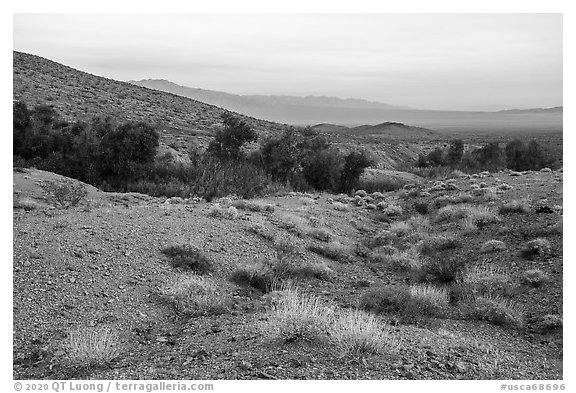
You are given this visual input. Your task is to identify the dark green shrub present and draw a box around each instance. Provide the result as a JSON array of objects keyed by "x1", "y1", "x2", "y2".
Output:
[
  {"x1": 339, "y1": 151, "x2": 373, "y2": 193},
  {"x1": 416, "y1": 257, "x2": 465, "y2": 284},
  {"x1": 207, "y1": 113, "x2": 258, "y2": 160},
  {"x1": 39, "y1": 179, "x2": 88, "y2": 209},
  {"x1": 161, "y1": 245, "x2": 212, "y2": 274}
]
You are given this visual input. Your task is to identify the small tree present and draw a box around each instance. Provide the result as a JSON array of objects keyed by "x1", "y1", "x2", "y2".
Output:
[
  {"x1": 302, "y1": 148, "x2": 343, "y2": 191},
  {"x1": 446, "y1": 139, "x2": 464, "y2": 167},
  {"x1": 207, "y1": 113, "x2": 257, "y2": 160},
  {"x1": 98, "y1": 121, "x2": 159, "y2": 184},
  {"x1": 339, "y1": 151, "x2": 373, "y2": 193}
]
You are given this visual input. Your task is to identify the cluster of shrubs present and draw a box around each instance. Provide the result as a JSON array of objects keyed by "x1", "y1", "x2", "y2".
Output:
[
  {"x1": 14, "y1": 101, "x2": 374, "y2": 199},
  {"x1": 415, "y1": 138, "x2": 555, "y2": 175}
]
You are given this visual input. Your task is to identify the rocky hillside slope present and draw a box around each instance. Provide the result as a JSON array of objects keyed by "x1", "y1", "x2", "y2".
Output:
[
  {"x1": 13, "y1": 52, "x2": 292, "y2": 142},
  {"x1": 13, "y1": 167, "x2": 562, "y2": 380}
]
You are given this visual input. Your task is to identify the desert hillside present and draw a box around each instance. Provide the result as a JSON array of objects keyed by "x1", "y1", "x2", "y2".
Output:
[
  {"x1": 13, "y1": 51, "x2": 292, "y2": 142},
  {"x1": 13, "y1": 166, "x2": 562, "y2": 380}
]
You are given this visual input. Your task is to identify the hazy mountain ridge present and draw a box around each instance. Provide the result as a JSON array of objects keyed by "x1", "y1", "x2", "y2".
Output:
[
  {"x1": 129, "y1": 79, "x2": 411, "y2": 110},
  {"x1": 497, "y1": 107, "x2": 563, "y2": 114},
  {"x1": 312, "y1": 121, "x2": 437, "y2": 137},
  {"x1": 129, "y1": 79, "x2": 562, "y2": 132}
]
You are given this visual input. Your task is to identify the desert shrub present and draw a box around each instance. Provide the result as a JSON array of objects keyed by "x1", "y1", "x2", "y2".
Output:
[
  {"x1": 308, "y1": 242, "x2": 353, "y2": 263},
  {"x1": 39, "y1": 179, "x2": 88, "y2": 208},
  {"x1": 263, "y1": 287, "x2": 333, "y2": 343},
  {"x1": 499, "y1": 199, "x2": 531, "y2": 214},
  {"x1": 207, "y1": 204, "x2": 239, "y2": 219},
  {"x1": 359, "y1": 177, "x2": 405, "y2": 193},
  {"x1": 413, "y1": 201, "x2": 430, "y2": 215},
  {"x1": 480, "y1": 240, "x2": 507, "y2": 253},
  {"x1": 379, "y1": 203, "x2": 403, "y2": 216},
  {"x1": 537, "y1": 314, "x2": 562, "y2": 333},
  {"x1": 330, "y1": 309, "x2": 395, "y2": 356},
  {"x1": 340, "y1": 151, "x2": 374, "y2": 193},
  {"x1": 306, "y1": 228, "x2": 332, "y2": 242},
  {"x1": 470, "y1": 295, "x2": 524, "y2": 329},
  {"x1": 416, "y1": 257, "x2": 466, "y2": 285},
  {"x1": 207, "y1": 113, "x2": 258, "y2": 160},
  {"x1": 13, "y1": 197, "x2": 42, "y2": 211},
  {"x1": 332, "y1": 201, "x2": 350, "y2": 211},
  {"x1": 410, "y1": 165, "x2": 455, "y2": 179},
  {"x1": 230, "y1": 263, "x2": 275, "y2": 293},
  {"x1": 418, "y1": 234, "x2": 461, "y2": 255},
  {"x1": 233, "y1": 199, "x2": 274, "y2": 213},
  {"x1": 161, "y1": 275, "x2": 229, "y2": 315},
  {"x1": 359, "y1": 285, "x2": 443, "y2": 319},
  {"x1": 296, "y1": 261, "x2": 334, "y2": 281},
  {"x1": 521, "y1": 269, "x2": 548, "y2": 287},
  {"x1": 520, "y1": 238, "x2": 552, "y2": 259},
  {"x1": 246, "y1": 223, "x2": 276, "y2": 241},
  {"x1": 505, "y1": 139, "x2": 551, "y2": 171},
  {"x1": 435, "y1": 204, "x2": 499, "y2": 228},
  {"x1": 97, "y1": 121, "x2": 159, "y2": 184},
  {"x1": 65, "y1": 325, "x2": 120, "y2": 367},
  {"x1": 301, "y1": 148, "x2": 344, "y2": 191},
  {"x1": 461, "y1": 265, "x2": 511, "y2": 295},
  {"x1": 409, "y1": 284, "x2": 450, "y2": 309},
  {"x1": 433, "y1": 193, "x2": 475, "y2": 208},
  {"x1": 446, "y1": 139, "x2": 464, "y2": 166},
  {"x1": 161, "y1": 244, "x2": 212, "y2": 274},
  {"x1": 371, "y1": 247, "x2": 421, "y2": 272}
]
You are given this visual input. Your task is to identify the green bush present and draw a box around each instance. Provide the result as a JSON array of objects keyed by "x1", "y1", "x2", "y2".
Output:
[
  {"x1": 161, "y1": 245, "x2": 212, "y2": 274},
  {"x1": 39, "y1": 179, "x2": 88, "y2": 209}
]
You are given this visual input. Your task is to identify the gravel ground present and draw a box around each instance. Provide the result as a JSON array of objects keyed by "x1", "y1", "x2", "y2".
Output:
[{"x1": 13, "y1": 168, "x2": 563, "y2": 380}]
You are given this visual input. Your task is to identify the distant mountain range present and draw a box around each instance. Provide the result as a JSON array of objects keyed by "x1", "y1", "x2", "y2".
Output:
[
  {"x1": 311, "y1": 122, "x2": 437, "y2": 137},
  {"x1": 129, "y1": 79, "x2": 411, "y2": 111},
  {"x1": 129, "y1": 79, "x2": 562, "y2": 132},
  {"x1": 497, "y1": 107, "x2": 563, "y2": 114}
]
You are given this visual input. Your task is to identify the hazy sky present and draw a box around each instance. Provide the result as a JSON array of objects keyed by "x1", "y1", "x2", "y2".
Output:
[{"x1": 13, "y1": 13, "x2": 562, "y2": 111}]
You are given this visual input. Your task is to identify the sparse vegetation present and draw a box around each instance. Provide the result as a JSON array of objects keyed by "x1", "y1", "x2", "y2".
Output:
[
  {"x1": 161, "y1": 244, "x2": 212, "y2": 274},
  {"x1": 65, "y1": 325, "x2": 121, "y2": 367},
  {"x1": 161, "y1": 275, "x2": 229, "y2": 315},
  {"x1": 330, "y1": 309, "x2": 395, "y2": 356},
  {"x1": 263, "y1": 287, "x2": 333, "y2": 343},
  {"x1": 480, "y1": 240, "x2": 507, "y2": 253},
  {"x1": 359, "y1": 284, "x2": 445, "y2": 320},
  {"x1": 416, "y1": 257, "x2": 466, "y2": 285},
  {"x1": 230, "y1": 262, "x2": 276, "y2": 293},
  {"x1": 521, "y1": 269, "x2": 548, "y2": 287},
  {"x1": 39, "y1": 179, "x2": 88, "y2": 209},
  {"x1": 520, "y1": 238, "x2": 552, "y2": 259},
  {"x1": 418, "y1": 234, "x2": 461, "y2": 255},
  {"x1": 499, "y1": 199, "x2": 531, "y2": 214},
  {"x1": 308, "y1": 242, "x2": 353, "y2": 263},
  {"x1": 208, "y1": 204, "x2": 239, "y2": 219},
  {"x1": 470, "y1": 295, "x2": 524, "y2": 329}
]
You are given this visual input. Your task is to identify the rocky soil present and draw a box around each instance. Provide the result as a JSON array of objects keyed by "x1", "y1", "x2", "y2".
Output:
[{"x1": 13, "y1": 168, "x2": 563, "y2": 380}]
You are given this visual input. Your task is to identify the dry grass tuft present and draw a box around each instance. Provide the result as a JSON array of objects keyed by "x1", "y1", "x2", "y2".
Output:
[
  {"x1": 65, "y1": 325, "x2": 121, "y2": 366},
  {"x1": 330, "y1": 309, "x2": 397, "y2": 356},
  {"x1": 520, "y1": 238, "x2": 552, "y2": 259},
  {"x1": 263, "y1": 287, "x2": 333, "y2": 343},
  {"x1": 409, "y1": 284, "x2": 450, "y2": 308},
  {"x1": 207, "y1": 203, "x2": 239, "y2": 219},
  {"x1": 480, "y1": 240, "x2": 507, "y2": 253},
  {"x1": 521, "y1": 269, "x2": 548, "y2": 287},
  {"x1": 499, "y1": 199, "x2": 531, "y2": 214},
  {"x1": 471, "y1": 295, "x2": 525, "y2": 329},
  {"x1": 161, "y1": 275, "x2": 229, "y2": 315},
  {"x1": 308, "y1": 242, "x2": 353, "y2": 263}
]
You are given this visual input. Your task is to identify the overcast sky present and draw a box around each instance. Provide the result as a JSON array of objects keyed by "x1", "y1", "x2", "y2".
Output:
[{"x1": 13, "y1": 13, "x2": 562, "y2": 111}]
